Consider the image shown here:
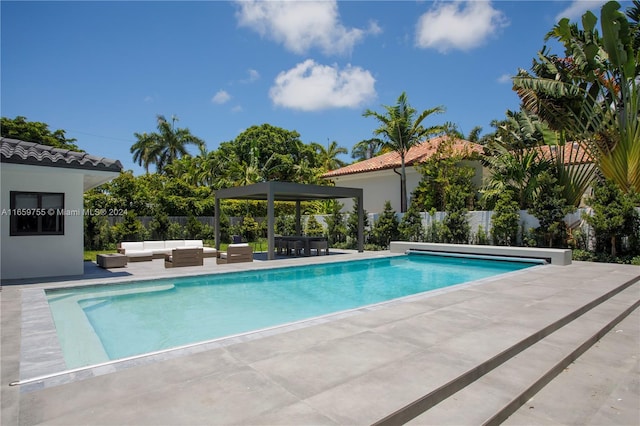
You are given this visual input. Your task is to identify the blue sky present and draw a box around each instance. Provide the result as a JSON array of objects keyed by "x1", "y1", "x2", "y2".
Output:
[{"x1": 1, "y1": 1, "x2": 626, "y2": 174}]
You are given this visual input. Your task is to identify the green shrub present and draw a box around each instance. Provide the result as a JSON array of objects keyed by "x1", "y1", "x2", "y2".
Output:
[
  {"x1": 399, "y1": 200, "x2": 425, "y2": 242},
  {"x1": 473, "y1": 225, "x2": 490, "y2": 245},
  {"x1": 347, "y1": 198, "x2": 369, "y2": 249},
  {"x1": 305, "y1": 215, "x2": 324, "y2": 236},
  {"x1": 571, "y1": 249, "x2": 596, "y2": 261},
  {"x1": 370, "y1": 201, "x2": 399, "y2": 249},
  {"x1": 325, "y1": 201, "x2": 347, "y2": 245},
  {"x1": 240, "y1": 216, "x2": 261, "y2": 242},
  {"x1": 166, "y1": 222, "x2": 185, "y2": 240},
  {"x1": 491, "y1": 191, "x2": 520, "y2": 246},
  {"x1": 114, "y1": 210, "x2": 148, "y2": 242},
  {"x1": 442, "y1": 190, "x2": 470, "y2": 244}
]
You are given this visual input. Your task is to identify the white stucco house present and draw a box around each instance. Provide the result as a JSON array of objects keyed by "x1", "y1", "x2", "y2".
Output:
[
  {"x1": 322, "y1": 136, "x2": 485, "y2": 214},
  {"x1": 0, "y1": 138, "x2": 122, "y2": 280}
]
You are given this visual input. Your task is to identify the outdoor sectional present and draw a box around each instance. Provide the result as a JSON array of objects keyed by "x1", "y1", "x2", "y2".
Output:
[{"x1": 118, "y1": 240, "x2": 218, "y2": 261}]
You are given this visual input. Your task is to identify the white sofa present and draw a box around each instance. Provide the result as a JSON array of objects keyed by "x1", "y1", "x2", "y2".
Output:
[{"x1": 118, "y1": 240, "x2": 217, "y2": 261}]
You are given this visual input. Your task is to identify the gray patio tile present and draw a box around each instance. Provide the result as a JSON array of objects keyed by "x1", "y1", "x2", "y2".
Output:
[
  {"x1": 371, "y1": 307, "x2": 492, "y2": 349},
  {"x1": 303, "y1": 347, "x2": 479, "y2": 425},
  {"x1": 238, "y1": 401, "x2": 340, "y2": 425},
  {"x1": 30, "y1": 367, "x2": 299, "y2": 426},
  {"x1": 250, "y1": 331, "x2": 423, "y2": 399},
  {"x1": 19, "y1": 348, "x2": 245, "y2": 423},
  {"x1": 226, "y1": 320, "x2": 367, "y2": 364},
  {"x1": 434, "y1": 321, "x2": 537, "y2": 363}
]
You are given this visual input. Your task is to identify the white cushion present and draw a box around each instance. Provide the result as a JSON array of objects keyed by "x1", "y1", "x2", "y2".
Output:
[
  {"x1": 229, "y1": 243, "x2": 249, "y2": 247},
  {"x1": 184, "y1": 240, "x2": 204, "y2": 247},
  {"x1": 202, "y1": 247, "x2": 217, "y2": 253},
  {"x1": 121, "y1": 242, "x2": 144, "y2": 251},
  {"x1": 165, "y1": 240, "x2": 186, "y2": 249},
  {"x1": 126, "y1": 250, "x2": 153, "y2": 257},
  {"x1": 143, "y1": 241, "x2": 165, "y2": 250}
]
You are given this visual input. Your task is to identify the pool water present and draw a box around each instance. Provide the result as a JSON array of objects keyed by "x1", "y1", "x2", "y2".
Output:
[{"x1": 46, "y1": 254, "x2": 537, "y2": 368}]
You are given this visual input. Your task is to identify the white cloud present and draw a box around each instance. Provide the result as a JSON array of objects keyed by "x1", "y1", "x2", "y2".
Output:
[
  {"x1": 231, "y1": 105, "x2": 243, "y2": 113},
  {"x1": 497, "y1": 73, "x2": 512, "y2": 84},
  {"x1": 212, "y1": 90, "x2": 231, "y2": 104},
  {"x1": 235, "y1": 0, "x2": 377, "y2": 55},
  {"x1": 555, "y1": 1, "x2": 607, "y2": 22},
  {"x1": 269, "y1": 59, "x2": 376, "y2": 111},
  {"x1": 247, "y1": 69, "x2": 260, "y2": 82},
  {"x1": 415, "y1": 1, "x2": 508, "y2": 53}
]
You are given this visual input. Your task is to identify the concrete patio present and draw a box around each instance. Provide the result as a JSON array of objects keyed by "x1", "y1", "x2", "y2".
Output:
[{"x1": 1, "y1": 251, "x2": 639, "y2": 425}]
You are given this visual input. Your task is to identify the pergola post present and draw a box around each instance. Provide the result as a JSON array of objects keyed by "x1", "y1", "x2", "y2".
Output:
[
  {"x1": 214, "y1": 196, "x2": 220, "y2": 250},
  {"x1": 267, "y1": 188, "x2": 275, "y2": 260},
  {"x1": 357, "y1": 194, "x2": 364, "y2": 252},
  {"x1": 295, "y1": 200, "x2": 301, "y2": 236}
]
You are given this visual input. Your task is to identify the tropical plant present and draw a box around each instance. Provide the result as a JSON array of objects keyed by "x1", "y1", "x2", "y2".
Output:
[
  {"x1": 482, "y1": 143, "x2": 551, "y2": 210},
  {"x1": 363, "y1": 92, "x2": 445, "y2": 212},
  {"x1": 513, "y1": 1, "x2": 640, "y2": 194},
  {"x1": 413, "y1": 136, "x2": 478, "y2": 211}
]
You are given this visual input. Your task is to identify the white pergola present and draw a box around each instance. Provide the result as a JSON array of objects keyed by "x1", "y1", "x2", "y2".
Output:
[{"x1": 214, "y1": 181, "x2": 364, "y2": 260}]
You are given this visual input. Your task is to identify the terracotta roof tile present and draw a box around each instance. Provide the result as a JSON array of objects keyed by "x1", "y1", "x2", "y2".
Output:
[
  {"x1": 536, "y1": 142, "x2": 594, "y2": 165},
  {"x1": 322, "y1": 136, "x2": 483, "y2": 178}
]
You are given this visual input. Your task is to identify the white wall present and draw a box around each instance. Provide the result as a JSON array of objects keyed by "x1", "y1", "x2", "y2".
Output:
[
  {"x1": 332, "y1": 167, "x2": 423, "y2": 213},
  {"x1": 1, "y1": 163, "x2": 85, "y2": 280},
  {"x1": 330, "y1": 162, "x2": 486, "y2": 214}
]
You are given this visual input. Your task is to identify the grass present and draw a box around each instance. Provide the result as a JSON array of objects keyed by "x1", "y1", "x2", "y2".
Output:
[{"x1": 84, "y1": 249, "x2": 117, "y2": 261}]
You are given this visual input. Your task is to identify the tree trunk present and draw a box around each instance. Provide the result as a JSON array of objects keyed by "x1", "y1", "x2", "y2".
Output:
[
  {"x1": 611, "y1": 235, "x2": 617, "y2": 258},
  {"x1": 400, "y1": 154, "x2": 407, "y2": 213}
]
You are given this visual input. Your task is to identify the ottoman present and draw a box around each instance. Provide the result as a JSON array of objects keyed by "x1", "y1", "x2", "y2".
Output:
[{"x1": 97, "y1": 253, "x2": 128, "y2": 268}]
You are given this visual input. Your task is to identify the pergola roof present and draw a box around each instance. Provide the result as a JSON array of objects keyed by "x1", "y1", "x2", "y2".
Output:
[{"x1": 215, "y1": 181, "x2": 362, "y2": 202}]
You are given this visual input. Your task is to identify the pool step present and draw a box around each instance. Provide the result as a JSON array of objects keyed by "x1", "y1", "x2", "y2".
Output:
[{"x1": 373, "y1": 277, "x2": 640, "y2": 425}]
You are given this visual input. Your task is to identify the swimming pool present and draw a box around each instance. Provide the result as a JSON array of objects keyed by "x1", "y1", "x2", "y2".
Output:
[{"x1": 46, "y1": 254, "x2": 539, "y2": 368}]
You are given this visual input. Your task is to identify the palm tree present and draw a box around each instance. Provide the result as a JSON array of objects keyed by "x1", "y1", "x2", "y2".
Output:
[
  {"x1": 311, "y1": 140, "x2": 348, "y2": 171},
  {"x1": 153, "y1": 115, "x2": 205, "y2": 174},
  {"x1": 363, "y1": 92, "x2": 445, "y2": 212},
  {"x1": 131, "y1": 132, "x2": 160, "y2": 174},
  {"x1": 351, "y1": 138, "x2": 383, "y2": 161}
]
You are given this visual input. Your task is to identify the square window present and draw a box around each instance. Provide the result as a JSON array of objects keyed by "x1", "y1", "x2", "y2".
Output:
[{"x1": 10, "y1": 191, "x2": 65, "y2": 236}]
